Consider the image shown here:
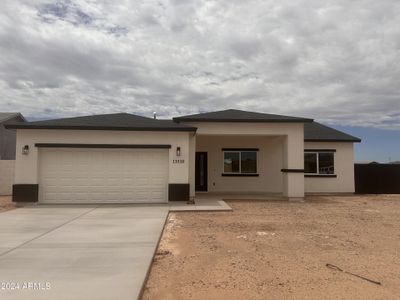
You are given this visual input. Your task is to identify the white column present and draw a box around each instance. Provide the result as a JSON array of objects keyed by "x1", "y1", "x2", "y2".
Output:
[
  {"x1": 282, "y1": 126, "x2": 305, "y2": 199},
  {"x1": 188, "y1": 133, "x2": 196, "y2": 200}
]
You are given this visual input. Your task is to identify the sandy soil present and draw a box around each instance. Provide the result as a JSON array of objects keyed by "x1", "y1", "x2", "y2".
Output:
[
  {"x1": 0, "y1": 196, "x2": 15, "y2": 212},
  {"x1": 142, "y1": 195, "x2": 400, "y2": 300}
]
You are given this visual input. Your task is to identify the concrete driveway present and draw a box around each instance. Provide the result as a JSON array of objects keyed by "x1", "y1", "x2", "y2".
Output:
[{"x1": 0, "y1": 205, "x2": 169, "y2": 300}]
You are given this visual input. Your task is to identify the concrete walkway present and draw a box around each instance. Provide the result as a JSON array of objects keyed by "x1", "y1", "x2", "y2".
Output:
[
  {"x1": 169, "y1": 199, "x2": 232, "y2": 211},
  {"x1": 0, "y1": 205, "x2": 169, "y2": 300}
]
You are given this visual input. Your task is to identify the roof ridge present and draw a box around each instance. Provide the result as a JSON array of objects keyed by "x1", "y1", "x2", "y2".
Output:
[{"x1": 174, "y1": 109, "x2": 313, "y2": 123}]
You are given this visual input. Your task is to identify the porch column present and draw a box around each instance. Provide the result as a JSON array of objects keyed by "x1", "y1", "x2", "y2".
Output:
[
  {"x1": 189, "y1": 133, "x2": 196, "y2": 200},
  {"x1": 282, "y1": 130, "x2": 305, "y2": 199}
]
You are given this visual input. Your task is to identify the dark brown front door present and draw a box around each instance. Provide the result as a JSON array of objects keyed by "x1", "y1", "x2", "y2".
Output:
[{"x1": 195, "y1": 152, "x2": 208, "y2": 191}]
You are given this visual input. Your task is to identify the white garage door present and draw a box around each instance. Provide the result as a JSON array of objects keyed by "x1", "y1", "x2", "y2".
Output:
[{"x1": 39, "y1": 148, "x2": 169, "y2": 204}]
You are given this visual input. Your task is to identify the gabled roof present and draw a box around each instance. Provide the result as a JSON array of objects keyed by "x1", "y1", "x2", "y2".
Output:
[
  {"x1": 5, "y1": 113, "x2": 197, "y2": 132},
  {"x1": 0, "y1": 112, "x2": 26, "y2": 123},
  {"x1": 304, "y1": 122, "x2": 361, "y2": 142},
  {"x1": 174, "y1": 109, "x2": 313, "y2": 123}
]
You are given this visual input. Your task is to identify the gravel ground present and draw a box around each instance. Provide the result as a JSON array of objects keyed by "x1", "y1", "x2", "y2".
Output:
[
  {"x1": 0, "y1": 196, "x2": 15, "y2": 212},
  {"x1": 142, "y1": 195, "x2": 400, "y2": 300}
]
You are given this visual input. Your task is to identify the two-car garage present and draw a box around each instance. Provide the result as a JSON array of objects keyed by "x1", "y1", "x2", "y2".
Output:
[
  {"x1": 8, "y1": 113, "x2": 196, "y2": 204},
  {"x1": 38, "y1": 147, "x2": 169, "y2": 204}
]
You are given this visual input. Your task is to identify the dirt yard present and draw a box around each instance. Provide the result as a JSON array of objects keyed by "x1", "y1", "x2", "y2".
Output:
[
  {"x1": 0, "y1": 196, "x2": 15, "y2": 212},
  {"x1": 142, "y1": 195, "x2": 400, "y2": 300}
]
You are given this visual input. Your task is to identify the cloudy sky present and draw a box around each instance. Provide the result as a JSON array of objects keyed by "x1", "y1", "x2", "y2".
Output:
[{"x1": 0, "y1": 0, "x2": 399, "y2": 159}]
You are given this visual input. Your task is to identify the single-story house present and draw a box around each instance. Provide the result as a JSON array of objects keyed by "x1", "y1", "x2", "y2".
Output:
[
  {"x1": 0, "y1": 112, "x2": 26, "y2": 195},
  {"x1": 6, "y1": 109, "x2": 361, "y2": 204}
]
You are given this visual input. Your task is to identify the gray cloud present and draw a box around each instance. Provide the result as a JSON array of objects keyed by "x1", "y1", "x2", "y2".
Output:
[
  {"x1": 38, "y1": 0, "x2": 93, "y2": 25},
  {"x1": 0, "y1": 0, "x2": 399, "y2": 128}
]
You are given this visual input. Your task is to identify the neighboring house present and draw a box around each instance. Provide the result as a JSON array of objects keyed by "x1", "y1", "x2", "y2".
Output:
[
  {"x1": 0, "y1": 113, "x2": 26, "y2": 159},
  {"x1": 0, "y1": 112, "x2": 26, "y2": 195},
  {"x1": 6, "y1": 109, "x2": 361, "y2": 204}
]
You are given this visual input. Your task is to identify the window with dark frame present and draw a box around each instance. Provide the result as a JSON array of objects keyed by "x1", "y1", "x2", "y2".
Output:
[
  {"x1": 223, "y1": 151, "x2": 257, "y2": 174},
  {"x1": 304, "y1": 151, "x2": 335, "y2": 175},
  {"x1": 304, "y1": 152, "x2": 318, "y2": 173},
  {"x1": 224, "y1": 152, "x2": 240, "y2": 173}
]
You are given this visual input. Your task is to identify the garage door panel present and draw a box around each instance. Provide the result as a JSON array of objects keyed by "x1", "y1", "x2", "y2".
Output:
[{"x1": 39, "y1": 148, "x2": 169, "y2": 203}]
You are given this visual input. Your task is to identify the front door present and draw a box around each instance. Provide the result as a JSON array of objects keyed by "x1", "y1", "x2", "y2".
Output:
[{"x1": 195, "y1": 152, "x2": 208, "y2": 191}]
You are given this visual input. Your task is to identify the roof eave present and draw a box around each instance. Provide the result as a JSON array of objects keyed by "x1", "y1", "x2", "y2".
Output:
[
  {"x1": 304, "y1": 138, "x2": 361, "y2": 143},
  {"x1": 5, "y1": 124, "x2": 197, "y2": 132}
]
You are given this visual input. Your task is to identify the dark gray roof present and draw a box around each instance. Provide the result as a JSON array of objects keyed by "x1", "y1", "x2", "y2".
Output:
[
  {"x1": 5, "y1": 111, "x2": 360, "y2": 142},
  {"x1": 0, "y1": 112, "x2": 26, "y2": 123},
  {"x1": 174, "y1": 109, "x2": 313, "y2": 123},
  {"x1": 304, "y1": 122, "x2": 361, "y2": 142},
  {"x1": 5, "y1": 113, "x2": 197, "y2": 132}
]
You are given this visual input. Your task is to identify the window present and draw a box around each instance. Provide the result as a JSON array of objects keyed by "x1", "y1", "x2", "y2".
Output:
[
  {"x1": 318, "y1": 153, "x2": 335, "y2": 174},
  {"x1": 224, "y1": 152, "x2": 240, "y2": 173},
  {"x1": 224, "y1": 151, "x2": 257, "y2": 174},
  {"x1": 304, "y1": 153, "x2": 317, "y2": 173},
  {"x1": 241, "y1": 151, "x2": 257, "y2": 173},
  {"x1": 304, "y1": 151, "x2": 335, "y2": 175}
]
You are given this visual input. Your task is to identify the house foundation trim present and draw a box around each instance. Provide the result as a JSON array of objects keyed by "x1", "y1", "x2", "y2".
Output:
[
  {"x1": 168, "y1": 184, "x2": 190, "y2": 201},
  {"x1": 13, "y1": 184, "x2": 39, "y2": 202}
]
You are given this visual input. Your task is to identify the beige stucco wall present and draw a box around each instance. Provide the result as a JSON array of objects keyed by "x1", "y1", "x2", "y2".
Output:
[
  {"x1": 196, "y1": 135, "x2": 284, "y2": 193},
  {"x1": 15, "y1": 125, "x2": 354, "y2": 198},
  {"x1": 186, "y1": 122, "x2": 305, "y2": 197},
  {"x1": 0, "y1": 160, "x2": 14, "y2": 195},
  {"x1": 304, "y1": 142, "x2": 355, "y2": 193},
  {"x1": 14, "y1": 129, "x2": 191, "y2": 186}
]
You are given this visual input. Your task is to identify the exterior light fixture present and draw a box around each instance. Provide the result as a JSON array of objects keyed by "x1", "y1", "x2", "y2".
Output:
[
  {"x1": 176, "y1": 146, "x2": 181, "y2": 157},
  {"x1": 22, "y1": 145, "x2": 29, "y2": 155}
]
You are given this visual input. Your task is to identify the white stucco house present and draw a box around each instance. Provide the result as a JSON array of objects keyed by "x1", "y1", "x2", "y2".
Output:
[{"x1": 6, "y1": 109, "x2": 361, "y2": 204}]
